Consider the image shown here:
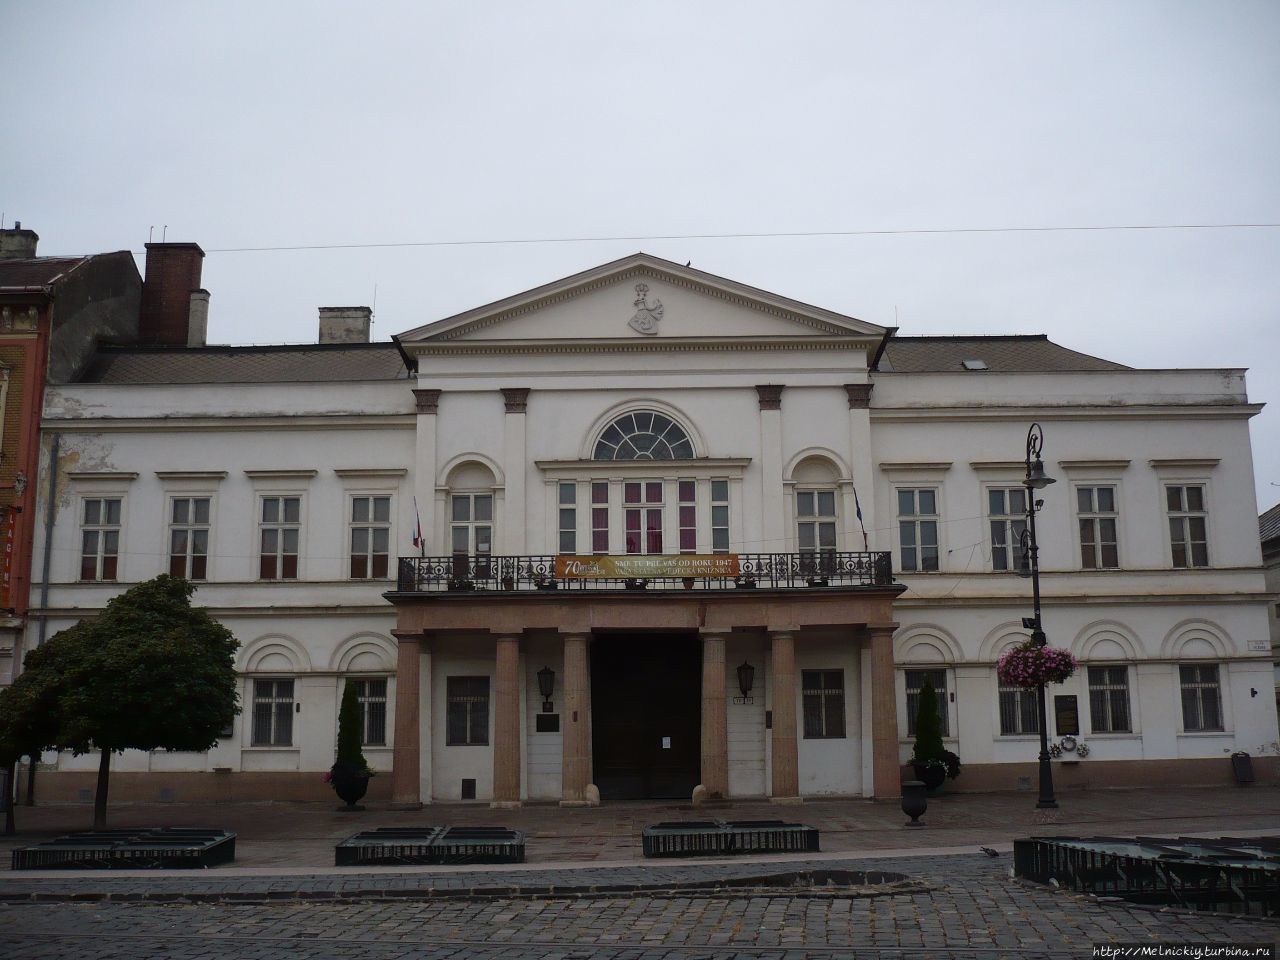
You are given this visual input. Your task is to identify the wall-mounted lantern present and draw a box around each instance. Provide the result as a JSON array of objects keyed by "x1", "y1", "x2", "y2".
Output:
[
  {"x1": 736, "y1": 661, "x2": 755, "y2": 699},
  {"x1": 537, "y1": 665, "x2": 556, "y2": 713}
]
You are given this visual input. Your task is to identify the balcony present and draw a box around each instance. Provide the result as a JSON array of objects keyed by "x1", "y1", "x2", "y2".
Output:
[{"x1": 395, "y1": 552, "x2": 895, "y2": 594}]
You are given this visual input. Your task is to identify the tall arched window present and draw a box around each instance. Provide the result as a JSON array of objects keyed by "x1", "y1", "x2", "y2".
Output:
[{"x1": 593, "y1": 410, "x2": 694, "y2": 461}]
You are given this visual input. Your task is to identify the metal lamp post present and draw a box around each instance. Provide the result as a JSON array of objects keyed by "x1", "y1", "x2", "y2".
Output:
[{"x1": 1021, "y1": 422, "x2": 1058, "y2": 809}]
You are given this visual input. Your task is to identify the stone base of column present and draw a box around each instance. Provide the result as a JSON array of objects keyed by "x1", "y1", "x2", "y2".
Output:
[
  {"x1": 489, "y1": 800, "x2": 522, "y2": 810},
  {"x1": 388, "y1": 801, "x2": 424, "y2": 811},
  {"x1": 558, "y1": 799, "x2": 595, "y2": 808},
  {"x1": 769, "y1": 795, "x2": 804, "y2": 805}
]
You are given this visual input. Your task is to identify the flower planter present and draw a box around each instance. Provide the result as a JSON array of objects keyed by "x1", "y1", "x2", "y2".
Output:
[
  {"x1": 910, "y1": 759, "x2": 947, "y2": 792},
  {"x1": 996, "y1": 642, "x2": 1078, "y2": 688},
  {"x1": 900, "y1": 780, "x2": 928, "y2": 827},
  {"x1": 330, "y1": 762, "x2": 371, "y2": 811}
]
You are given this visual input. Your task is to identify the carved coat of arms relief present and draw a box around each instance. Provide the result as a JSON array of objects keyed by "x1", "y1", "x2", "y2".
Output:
[{"x1": 628, "y1": 282, "x2": 663, "y2": 335}]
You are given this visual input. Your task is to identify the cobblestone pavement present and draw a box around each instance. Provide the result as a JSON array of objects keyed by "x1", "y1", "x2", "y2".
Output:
[{"x1": 0, "y1": 853, "x2": 1276, "y2": 959}]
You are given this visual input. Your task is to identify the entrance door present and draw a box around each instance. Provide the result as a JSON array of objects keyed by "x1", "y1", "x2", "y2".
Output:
[{"x1": 590, "y1": 635, "x2": 701, "y2": 800}]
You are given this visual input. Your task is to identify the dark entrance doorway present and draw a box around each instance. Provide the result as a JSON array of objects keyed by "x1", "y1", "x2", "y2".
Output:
[{"x1": 590, "y1": 634, "x2": 701, "y2": 800}]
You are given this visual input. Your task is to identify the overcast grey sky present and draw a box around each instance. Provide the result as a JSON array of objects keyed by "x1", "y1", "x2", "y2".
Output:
[{"x1": 5, "y1": 1, "x2": 1278, "y2": 509}]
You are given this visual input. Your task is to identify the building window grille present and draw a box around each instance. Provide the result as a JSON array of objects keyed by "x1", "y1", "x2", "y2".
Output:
[
  {"x1": 904, "y1": 669, "x2": 949, "y2": 736},
  {"x1": 801, "y1": 669, "x2": 846, "y2": 739},
  {"x1": 678, "y1": 480, "x2": 697, "y2": 553},
  {"x1": 558, "y1": 482, "x2": 577, "y2": 554},
  {"x1": 168, "y1": 497, "x2": 210, "y2": 580},
  {"x1": 998, "y1": 680, "x2": 1040, "y2": 735},
  {"x1": 259, "y1": 496, "x2": 300, "y2": 580},
  {"x1": 988, "y1": 487, "x2": 1028, "y2": 572},
  {"x1": 446, "y1": 676, "x2": 490, "y2": 746},
  {"x1": 347, "y1": 677, "x2": 387, "y2": 746},
  {"x1": 593, "y1": 410, "x2": 694, "y2": 460},
  {"x1": 1167, "y1": 485, "x2": 1209, "y2": 568},
  {"x1": 711, "y1": 479, "x2": 730, "y2": 553},
  {"x1": 451, "y1": 494, "x2": 493, "y2": 562},
  {"x1": 898, "y1": 488, "x2": 939, "y2": 572},
  {"x1": 1179, "y1": 663, "x2": 1222, "y2": 731},
  {"x1": 591, "y1": 482, "x2": 609, "y2": 553},
  {"x1": 251, "y1": 679, "x2": 294, "y2": 746},
  {"x1": 80, "y1": 497, "x2": 122, "y2": 581},
  {"x1": 1077, "y1": 486, "x2": 1119, "y2": 569},
  {"x1": 349, "y1": 496, "x2": 390, "y2": 579},
  {"x1": 624, "y1": 481, "x2": 663, "y2": 554},
  {"x1": 796, "y1": 489, "x2": 837, "y2": 566},
  {"x1": 1088, "y1": 665, "x2": 1131, "y2": 733}
]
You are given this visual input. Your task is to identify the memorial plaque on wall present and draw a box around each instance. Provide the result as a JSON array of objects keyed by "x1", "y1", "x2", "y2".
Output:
[{"x1": 1054, "y1": 695, "x2": 1080, "y2": 736}]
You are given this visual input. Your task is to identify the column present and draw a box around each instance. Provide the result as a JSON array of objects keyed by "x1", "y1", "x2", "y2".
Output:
[
  {"x1": 770, "y1": 628, "x2": 800, "y2": 801},
  {"x1": 412, "y1": 389, "x2": 440, "y2": 552},
  {"x1": 844, "y1": 384, "x2": 874, "y2": 551},
  {"x1": 560, "y1": 633, "x2": 591, "y2": 805},
  {"x1": 501, "y1": 388, "x2": 529, "y2": 554},
  {"x1": 756, "y1": 385, "x2": 785, "y2": 551},
  {"x1": 492, "y1": 634, "x2": 522, "y2": 808},
  {"x1": 390, "y1": 632, "x2": 424, "y2": 809},
  {"x1": 867, "y1": 623, "x2": 901, "y2": 800},
  {"x1": 700, "y1": 631, "x2": 728, "y2": 799}
]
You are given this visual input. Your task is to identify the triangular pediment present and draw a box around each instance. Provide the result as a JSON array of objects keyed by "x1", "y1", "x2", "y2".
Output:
[{"x1": 396, "y1": 253, "x2": 888, "y2": 345}]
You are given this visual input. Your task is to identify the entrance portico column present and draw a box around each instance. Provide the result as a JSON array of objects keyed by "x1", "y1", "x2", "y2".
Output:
[
  {"x1": 560, "y1": 633, "x2": 592, "y2": 805},
  {"x1": 699, "y1": 630, "x2": 728, "y2": 800},
  {"x1": 769, "y1": 628, "x2": 801, "y2": 802},
  {"x1": 867, "y1": 623, "x2": 901, "y2": 800},
  {"x1": 492, "y1": 634, "x2": 523, "y2": 808},
  {"x1": 390, "y1": 631, "x2": 424, "y2": 809}
]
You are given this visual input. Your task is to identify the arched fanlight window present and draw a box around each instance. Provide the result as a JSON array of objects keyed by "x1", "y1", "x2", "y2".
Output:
[{"x1": 593, "y1": 410, "x2": 694, "y2": 461}]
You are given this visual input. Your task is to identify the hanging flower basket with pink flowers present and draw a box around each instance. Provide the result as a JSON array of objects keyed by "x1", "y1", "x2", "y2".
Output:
[{"x1": 996, "y1": 641, "x2": 1078, "y2": 688}]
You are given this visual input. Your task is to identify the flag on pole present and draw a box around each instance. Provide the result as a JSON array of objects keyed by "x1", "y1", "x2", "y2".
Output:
[
  {"x1": 412, "y1": 496, "x2": 424, "y2": 556},
  {"x1": 853, "y1": 487, "x2": 868, "y2": 551}
]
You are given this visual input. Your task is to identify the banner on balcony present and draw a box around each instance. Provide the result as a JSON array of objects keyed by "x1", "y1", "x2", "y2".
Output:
[{"x1": 554, "y1": 554, "x2": 741, "y2": 579}]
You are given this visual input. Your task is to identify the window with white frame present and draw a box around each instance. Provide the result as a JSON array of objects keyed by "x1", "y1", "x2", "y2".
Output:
[
  {"x1": 593, "y1": 410, "x2": 694, "y2": 460},
  {"x1": 259, "y1": 496, "x2": 301, "y2": 580},
  {"x1": 998, "y1": 680, "x2": 1039, "y2": 735},
  {"x1": 1166, "y1": 485, "x2": 1209, "y2": 568},
  {"x1": 904, "y1": 669, "x2": 950, "y2": 736},
  {"x1": 711, "y1": 479, "x2": 730, "y2": 553},
  {"x1": 591, "y1": 482, "x2": 609, "y2": 553},
  {"x1": 251, "y1": 678, "x2": 294, "y2": 746},
  {"x1": 677, "y1": 480, "x2": 696, "y2": 553},
  {"x1": 796, "y1": 489, "x2": 837, "y2": 560},
  {"x1": 558, "y1": 483, "x2": 577, "y2": 554},
  {"x1": 80, "y1": 497, "x2": 122, "y2": 581},
  {"x1": 897, "y1": 489, "x2": 939, "y2": 572},
  {"x1": 349, "y1": 496, "x2": 390, "y2": 579},
  {"x1": 446, "y1": 676, "x2": 490, "y2": 746},
  {"x1": 1077, "y1": 486, "x2": 1119, "y2": 570},
  {"x1": 451, "y1": 493, "x2": 493, "y2": 559},
  {"x1": 347, "y1": 677, "x2": 388, "y2": 746},
  {"x1": 168, "y1": 496, "x2": 210, "y2": 580},
  {"x1": 624, "y1": 481, "x2": 663, "y2": 554},
  {"x1": 1087, "y1": 665, "x2": 1131, "y2": 733},
  {"x1": 801, "y1": 669, "x2": 845, "y2": 738},
  {"x1": 1179, "y1": 663, "x2": 1223, "y2": 731},
  {"x1": 988, "y1": 487, "x2": 1028, "y2": 572}
]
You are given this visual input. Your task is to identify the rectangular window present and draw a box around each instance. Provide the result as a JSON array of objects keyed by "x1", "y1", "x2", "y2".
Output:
[
  {"x1": 259, "y1": 496, "x2": 301, "y2": 580},
  {"x1": 80, "y1": 497, "x2": 122, "y2": 581},
  {"x1": 558, "y1": 482, "x2": 576, "y2": 554},
  {"x1": 1167, "y1": 485, "x2": 1209, "y2": 568},
  {"x1": 801, "y1": 669, "x2": 846, "y2": 739},
  {"x1": 904, "y1": 668, "x2": 949, "y2": 736},
  {"x1": 797, "y1": 490, "x2": 837, "y2": 568},
  {"x1": 897, "y1": 489, "x2": 939, "y2": 573},
  {"x1": 451, "y1": 494, "x2": 493, "y2": 558},
  {"x1": 1077, "y1": 486, "x2": 1119, "y2": 570},
  {"x1": 623, "y1": 481, "x2": 663, "y2": 555},
  {"x1": 251, "y1": 679, "x2": 294, "y2": 747},
  {"x1": 998, "y1": 682, "x2": 1040, "y2": 735},
  {"x1": 1179, "y1": 663, "x2": 1223, "y2": 731},
  {"x1": 168, "y1": 497, "x2": 210, "y2": 580},
  {"x1": 348, "y1": 677, "x2": 388, "y2": 746},
  {"x1": 591, "y1": 482, "x2": 609, "y2": 554},
  {"x1": 988, "y1": 487, "x2": 1028, "y2": 572},
  {"x1": 446, "y1": 676, "x2": 490, "y2": 746},
  {"x1": 711, "y1": 479, "x2": 730, "y2": 553},
  {"x1": 349, "y1": 496, "x2": 391, "y2": 579},
  {"x1": 678, "y1": 480, "x2": 696, "y2": 553},
  {"x1": 1088, "y1": 666, "x2": 1131, "y2": 733}
]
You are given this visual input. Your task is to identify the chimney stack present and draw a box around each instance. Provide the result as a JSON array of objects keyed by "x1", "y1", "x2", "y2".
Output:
[
  {"x1": 140, "y1": 242, "x2": 205, "y2": 345},
  {"x1": 0, "y1": 221, "x2": 39, "y2": 259},
  {"x1": 187, "y1": 290, "x2": 210, "y2": 347},
  {"x1": 318, "y1": 307, "x2": 372, "y2": 344}
]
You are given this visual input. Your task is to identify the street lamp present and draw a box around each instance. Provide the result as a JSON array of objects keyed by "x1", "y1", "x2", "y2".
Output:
[{"x1": 1021, "y1": 422, "x2": 1058, "y2": 810}]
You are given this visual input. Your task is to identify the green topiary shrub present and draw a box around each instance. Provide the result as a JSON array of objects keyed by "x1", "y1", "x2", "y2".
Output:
[
  {"x1": 911, "y1": 678, "x2": 961, "y2": 780},
  {"x1": 335, "y1": 682, "x2": 369, "y2": 774}
]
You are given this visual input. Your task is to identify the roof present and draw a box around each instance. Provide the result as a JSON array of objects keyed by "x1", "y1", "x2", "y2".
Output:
[
  {"x1": 79, "y1": 343, "x2": 411, "y2": 385},
  {"x1": 1261, "y1": 502, "x2": 1280, "y2": 545},
  {"x1": 878, "y1": 335, "x2": 1130, "y2": 373},
  {"x1": 0, "y1": 256, "x2": 93, "y2": 291}
]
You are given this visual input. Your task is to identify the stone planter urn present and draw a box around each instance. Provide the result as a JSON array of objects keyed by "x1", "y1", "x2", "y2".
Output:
[
  {"x1": 330, "y1": 762, "x2": 371, "y2": 811},
  {"x1": 901, "y1": 780, "x2": 928, "y2": 827}
]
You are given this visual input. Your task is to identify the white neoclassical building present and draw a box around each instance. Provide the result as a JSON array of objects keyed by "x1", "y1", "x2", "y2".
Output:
[{"x1": 25, "y1": 251, "x2": 1278, "y2": 805}]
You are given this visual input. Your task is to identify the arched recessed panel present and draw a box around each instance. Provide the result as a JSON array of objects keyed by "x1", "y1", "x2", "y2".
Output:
[{"x1": 593, "y1": 410, "x2": 694, "y2": 461}]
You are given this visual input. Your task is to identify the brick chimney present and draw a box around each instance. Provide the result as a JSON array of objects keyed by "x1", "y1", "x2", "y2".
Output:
[
  {"x1": 0, "y1": 221, "x2": 38, "y2": 259},
  {"x1": 140, "y1": 242, "x2": 205, "y2": 345},
  {"x1": 318, "y1": 307, "x2": 371, "y2": 344}
]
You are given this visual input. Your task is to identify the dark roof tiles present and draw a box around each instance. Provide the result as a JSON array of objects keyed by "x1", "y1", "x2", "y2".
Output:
[
  {"x1": 0, "y1": 256, "x2": 92, "y2": 290},
  {"x1": 1260, "y1": 502, "x2": 1280, "y2": 545},
  {"x1": 80, "y1": 344, "x2": 410, "y2": 384},
  {"x1": 879, "y1": 335, "x2": 1129, "y2": 373}
]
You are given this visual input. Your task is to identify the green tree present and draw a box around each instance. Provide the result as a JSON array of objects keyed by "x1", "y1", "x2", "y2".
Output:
[
  {"x1": 911, "y1": 678, "x2": 945, "y2": 765},
  {"x1": 335, "y1": 681, "x2": 369, "y2": 773},
  {"x1": 0, "y1": 666, "x2": 61, "y2": 834},
  {"x1": 5, "y1": 576, "x2": 239, "y2": 829}
]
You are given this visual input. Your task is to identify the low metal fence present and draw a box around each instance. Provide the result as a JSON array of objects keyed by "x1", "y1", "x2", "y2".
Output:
[
  {"x1": 642, "y1": 819, "x2": 820, "y2": 858},
  {"x1": 335, "y1": 826, "x2": 525, "y2": 866},
  {"x1": 12, "y1": 828, "x2": 236, "y2": 870}
]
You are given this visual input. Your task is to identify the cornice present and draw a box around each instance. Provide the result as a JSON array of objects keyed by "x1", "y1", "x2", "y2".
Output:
[
  {"x1": 333, "y1": 468, "x2": 409, "y2": 479},
  {"x1": 870, "y1": 404, "x2": 1264, "y2": 423},
  {"x1": 42, "y1": 414, "x2": 416, "y2": 433},
  {"x1": 878, "y1": 461, "x2": 954, "y2": 474},
  {"x1": 155, "y1": 470, "x2": 229, "y2": 481},
  {"x1": 66, "y1": 471, "x2": 138, "y2": 482},
  {"x1": 244, "y1": 469, "x2": 318, "y2": 480},
  {"x1": 1058, "y1": 459, "x2": 1131, "y2": 470},
  {"x1": 409, "y1": 337, "x2": 875, "y2": 357},
  {"x1": 1149, "y1": 458, "x2": 1221, "y2": 470}
]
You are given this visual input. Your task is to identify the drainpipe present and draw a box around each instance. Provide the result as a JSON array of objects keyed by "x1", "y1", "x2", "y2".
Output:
[{"x1": 24, "y1": 432, "x2": 59, "y2": 806}]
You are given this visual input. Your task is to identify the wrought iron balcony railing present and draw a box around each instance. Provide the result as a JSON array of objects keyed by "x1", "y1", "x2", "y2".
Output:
[{"x1": 395, "y1": 552, "x2": 895, "y2": 593}]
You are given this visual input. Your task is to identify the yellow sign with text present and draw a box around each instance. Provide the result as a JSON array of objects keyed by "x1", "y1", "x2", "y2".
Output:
[{"x1": 554, "y1": 554, "x2": 741, "y2": 579}]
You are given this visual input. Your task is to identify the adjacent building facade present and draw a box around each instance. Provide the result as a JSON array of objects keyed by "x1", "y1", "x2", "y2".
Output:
[{"x1": 25, "y1": 252, "x2": 1279, "y2": 804}]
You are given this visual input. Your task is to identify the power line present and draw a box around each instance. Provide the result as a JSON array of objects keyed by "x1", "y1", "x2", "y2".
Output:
[{"x1": 128, "y1": 221, "x2": 1280, "y2": 256}]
